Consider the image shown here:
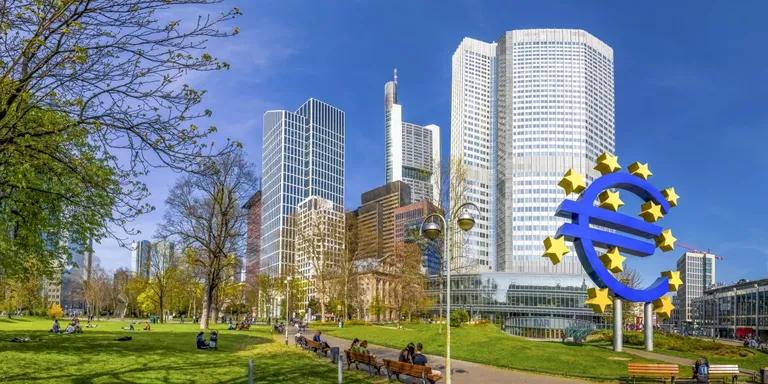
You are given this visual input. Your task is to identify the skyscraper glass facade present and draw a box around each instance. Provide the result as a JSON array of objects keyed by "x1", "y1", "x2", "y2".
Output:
[
  {"x1": 385, "y1": 71, "x2": 441, "y2": 203},
  {"x1": 261, "y1": 99, "x2": 345, "y2": 276},
  {"x1": 451, "y1": 38, "x2": 497, "y2": 272}
]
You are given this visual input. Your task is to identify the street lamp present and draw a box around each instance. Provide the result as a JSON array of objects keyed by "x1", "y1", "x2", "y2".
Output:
[
  {"x1": 420, "y1": 202, "x2": 479, "y2": 384},
  {"x1": 285, "y1": 276, "x2": 293, "y2": 345}
]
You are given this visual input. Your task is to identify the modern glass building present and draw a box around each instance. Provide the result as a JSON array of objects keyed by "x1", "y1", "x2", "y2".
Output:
[
  {"x1": 451, "y1": 38, "x2": 498, "y2": 273},
  {"x1": 446, "y1": 29, "x2": 615, "y2": 337},
  {"x1": 384, "y1": 69, "x2": 441, "y2": 204},
  {"x1": 427, "y1": 273, "x2": 606, "y2": 338},
  {"x1": 495, "y1": 29, "x2": 614, "y2": 276},
  {"x1": 260, "y1": 99, "x2": 345, "y2": 277},
  {"x1": 394, "y1": 200, "x2": 442, "y2": 276},
  {"x1": 674, "y1": 251, "x2": 717, "y2": 328},
  {"x1": 692, "y1": 279, "x2": 768, "y2": 339},
  {"x1": 130, "y1": 240, "x2": 151, "y2": 278}
]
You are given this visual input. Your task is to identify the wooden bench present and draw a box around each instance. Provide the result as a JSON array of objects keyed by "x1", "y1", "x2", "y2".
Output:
[
  {"x1": 344, "y1": 350, "x2": 384, "y2": 375},
  {"x1": 305, "y1": 339, "x2": 330, "y2": 356},
  {"x1": 707, "y1": 364, "x2": 740, "y2": 383},
  {"x1": 628, "y1": 363, "x2": 679, "y2": 383},
  {"x1": 383, "y1": 359, "x2": 442, "y2": 383}
]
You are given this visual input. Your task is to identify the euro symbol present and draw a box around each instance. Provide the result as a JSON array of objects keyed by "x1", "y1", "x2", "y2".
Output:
[{"x1": 556, "y1": 172, "x2": 671, "y2": 303}]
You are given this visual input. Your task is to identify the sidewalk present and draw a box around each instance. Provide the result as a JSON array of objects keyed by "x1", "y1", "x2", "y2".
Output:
[{"x1": 320, "y1": 333, "x2": 599, "y2": 384}]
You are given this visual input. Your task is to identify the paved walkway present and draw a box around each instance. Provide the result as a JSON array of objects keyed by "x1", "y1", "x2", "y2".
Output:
[{"x1": 320, "y1": 333, "x2": 597, "y2": 384}]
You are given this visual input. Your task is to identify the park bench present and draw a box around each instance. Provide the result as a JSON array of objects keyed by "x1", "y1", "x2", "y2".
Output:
[
  {"x1": 707, "y1": 364, "x2": 741, "y2": 383},
  {"x1": 628, "y1": 363, "x2": 679, "y2": 383},
  {"x1": 383, "y1": 359, "x2": 442, "y2": 384},
  {"x1": 344, "y1": 350, "x2": 384, "y2": 375},
  {"x1": 305, "y1": 339, "x2": 330, "y2": 356}
]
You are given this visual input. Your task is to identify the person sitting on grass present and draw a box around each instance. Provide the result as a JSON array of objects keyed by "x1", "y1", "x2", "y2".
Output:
[
  {"x1": 209, "y1": 330, "x2": 218, "y2": 350},
  {"x1": 196, "y1": 332, "x2": 209, "y2": 349},
  {"x1": 50, "y1": 319, "x2": 60, "y2": 334},
  {"x1": 64, "y1": 323, "x2": 75, "y2": 334},
  {"x1": 143, "y1": 321, "x2": 151, "y2": 331}
]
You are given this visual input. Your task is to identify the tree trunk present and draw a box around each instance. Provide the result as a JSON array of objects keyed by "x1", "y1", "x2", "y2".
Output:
[
  {"x1": 159, "y1": 297, "x2": 165, "y2": 324},
  {"x1": 320, "y1": 302, "x2": 326, "y2": 324},
  {"x1": 200, "y1": 282, "x2": 215, "y2": 330}
]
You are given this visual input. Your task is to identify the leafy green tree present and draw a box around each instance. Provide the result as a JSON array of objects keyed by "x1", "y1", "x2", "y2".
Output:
[{"x1": 0, "y1": 1, "x2": 240, "y2": 277}]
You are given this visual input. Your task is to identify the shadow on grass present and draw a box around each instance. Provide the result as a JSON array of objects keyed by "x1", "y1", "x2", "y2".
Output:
[{"x1": 0, "y1": 317, "x2": 33, "y2": 323}]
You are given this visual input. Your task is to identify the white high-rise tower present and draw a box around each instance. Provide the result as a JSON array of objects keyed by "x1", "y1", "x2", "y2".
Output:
[
  {"x1": 494, "y1": 29, "x2": 615, "y2": 275},
  {"x1": 450, "y1": 38, "x2": 497, "y2": 272},
  {"x1": 384, "y1": 70, "x2": 441, "y2": 204}
]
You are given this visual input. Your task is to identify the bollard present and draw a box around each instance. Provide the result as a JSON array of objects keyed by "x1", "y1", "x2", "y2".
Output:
[
  {"x1": 337, "y1": 352, "x2": 343, "y2": 383},
  {"x1": 248, "y1": 358, "x2": 254, "y2": 384}
]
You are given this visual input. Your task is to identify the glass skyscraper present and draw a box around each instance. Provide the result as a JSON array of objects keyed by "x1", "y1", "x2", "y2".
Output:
[
  {"x1": 385, "y1": 69, "x2": 441, "y2": 204},
  {"x1": 446, "y1": 29, "x2": 616, "y2": 337},
  {"x1": 451, "y1": 38, "x2": 497, "y2": 272},
  {"x1": 495, "y1": 29, "x2": 615, "y2": 275},
  {"x1": 260, "y1": 98, "x2": 345, "y2": 277}
]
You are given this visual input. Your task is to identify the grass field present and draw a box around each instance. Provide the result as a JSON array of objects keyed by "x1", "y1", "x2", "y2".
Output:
[
  {"x1": 318, "y1": 322, "x2": 656, "y2": 381},
  {"x1": 0, "y1": 317, "x2": 380, "y2": 384},
  {"x1": 606, "y1": 330, "x2": 768, "y2": 372}
]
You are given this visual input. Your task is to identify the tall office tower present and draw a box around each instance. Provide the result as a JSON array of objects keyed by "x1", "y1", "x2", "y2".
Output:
[
  {"x1": 130, "y1": 240, "x2": 152, "y2": 278},
  {"x1": 676, "y1": 251, "x2": 716, "y2": 327},
  {"x1": 384, "y1": 70, "x2": 441, "y2": 204},
  {"x1": 494, "y1": 29, "x2": 615, "y2": 275},
  {"x1": 295, "y1": 196, "x2": 344, "y2": 310},
  {"x1": 243, "y1": 190, "x2": 262, "y2": 284},
  {"x1": 451, "y1": 38, "x2": 497, "y2": 272},
  {"x1": 261, "y1": 99, "x2": 345, "y2": 277},
  {"x1": 153, "y1": 240, "x2": 175, "y2": 272},
  {"x1": 393, "y1": 200, "x2": 443, "y2": 276}
]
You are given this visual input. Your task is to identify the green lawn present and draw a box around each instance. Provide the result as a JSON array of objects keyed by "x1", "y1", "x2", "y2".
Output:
[
  {"x1": 318, "y1": 322, "x2": 656, "y2": 381},
  {"x1": 0, "y1": 317, "x2": 380, "y2": 384},
  {"x1": 601, "y1": 330, "x2": 768, "y2": 372}
]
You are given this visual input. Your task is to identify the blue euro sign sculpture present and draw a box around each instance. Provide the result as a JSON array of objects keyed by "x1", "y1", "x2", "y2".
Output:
[{"x1": 556, "y1": 172, "x2": 671, "y2": 303}]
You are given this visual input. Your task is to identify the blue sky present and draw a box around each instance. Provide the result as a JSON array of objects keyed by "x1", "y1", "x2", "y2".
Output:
[{"x1": 96, "y1": 1, "x2": 768, "y2": 287}]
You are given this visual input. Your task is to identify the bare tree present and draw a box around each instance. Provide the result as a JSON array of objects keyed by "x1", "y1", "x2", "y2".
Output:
[
  {"x1": 337, "y1": 211, "x2": 360, "y2": 321},
  {"x1": 144, "y1": 240, "x2": 177, "y2": 323},
  {"x1": 157, "y1": 150, "x2": 255, "y2": 329}
]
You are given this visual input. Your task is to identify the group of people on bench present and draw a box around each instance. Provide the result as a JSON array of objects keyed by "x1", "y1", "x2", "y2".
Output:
[{"x1": 397, "y1": 342, "x2": 439, "y2": 375}]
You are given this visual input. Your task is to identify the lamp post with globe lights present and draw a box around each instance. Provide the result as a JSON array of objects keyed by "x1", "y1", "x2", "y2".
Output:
[{"x1": 420, "y1": 202, "x2": 479, "y2": 384}]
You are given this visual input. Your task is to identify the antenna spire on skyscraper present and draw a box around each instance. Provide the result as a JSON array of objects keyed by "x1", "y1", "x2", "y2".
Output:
[{"x1": 394, "y1": 68, "x2": 398, "y2": 84}]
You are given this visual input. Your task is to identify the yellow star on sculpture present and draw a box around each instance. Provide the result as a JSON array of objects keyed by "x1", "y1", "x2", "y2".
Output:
[
  {"x1": 543, "y1": 236, "x2": 570, "y2": 265},
  {"x1": 558, "y1": 169, "x2": 586, "y2": 196},
  {"x1": 655, "y1": 229, "x2": 676, "y2": 252},
  {"x1": 628, "y1": 162, "x2": 653, "y2": 180},
  {"x1": 586, "y1": 288, "x2": 613, "y2": 314},
  {"x1": 594, "y1": 152, "x2": 621, "y2": 175},
  {"x1": 653, "y1": 296, "x2": 675, "y2": 319},
  {"x1": 661, "y1": 270, "x2": 683, "y2": 292},
  {"x1": 662, "y1": 187, "x2": 680, "y2": 207},
  {"x1": 600, "y1": 247, "x2": 625, "y2": 273},
  {"x1": 639, "y1": 201, "x2": 664, "y2": 222},
  {"x1": 598, "y1": 190, "x2": 624, "y2": 211}
]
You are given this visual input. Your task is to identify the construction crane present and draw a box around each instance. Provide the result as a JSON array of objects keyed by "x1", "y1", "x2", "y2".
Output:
[{"x1": 677, "y1": 242, "x2": 723, "y2": 260}]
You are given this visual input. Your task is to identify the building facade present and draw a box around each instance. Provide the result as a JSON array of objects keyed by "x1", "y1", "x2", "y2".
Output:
[
  {"x1": 393, "y1": 200, "x2": 443, "y2": 276},
  {"x1": 295, "y1": 195, "x2": 344, "y2": 313},
  {"x1": 444, "y1": 29, "x2": 615, "y2": 336},
  {"x1": 243, "y1": 191, "x2": 262, "y2": 284},
  {"x1": 384, "y1": 70, "x2": 441, "y2": 203},
  {"x1": 260, "y1": 98, "x2": 345, "y2": 277},
  {"x1": 130, "y1": 240, "x2": 152, "y2": 278},
  {"x1": 426, "y1": 272, "x2": 606, "y2": 338},
  {"x1": 451, "y1": 38, "x2": 497, "y2": 273},
  {"x1": 675, "y1": 251, "x2": 717, "y2": 328},
  {"x1": 692, "y1": 279, "x2": 768, "y2": 339},
  {"x1": 355, "y1": 181, "x2": 411, "y2": 322},
  {"x1": 495, "y1": 29, "x2": 614, "y2": 276}
]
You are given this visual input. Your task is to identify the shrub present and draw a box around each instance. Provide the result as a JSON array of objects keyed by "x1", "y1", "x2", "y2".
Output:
[
  {"x1": 450, "y1": 309, "x2": 469, "y2": 328},
  {"x1": 48, "y1": 303, "x2": 64, "y2": 319}
]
